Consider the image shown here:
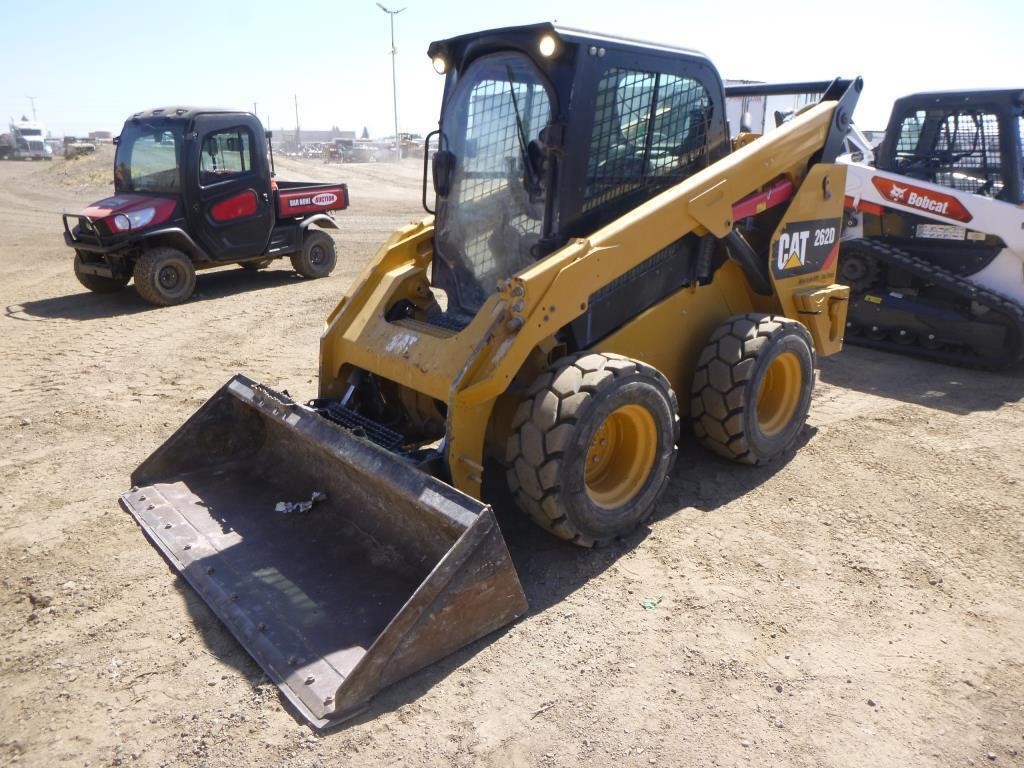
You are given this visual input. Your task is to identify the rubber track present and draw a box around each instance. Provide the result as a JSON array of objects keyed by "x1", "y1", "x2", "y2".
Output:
[{"x1": 843, "y1": 238, "x2": 1024, "y2": 370}]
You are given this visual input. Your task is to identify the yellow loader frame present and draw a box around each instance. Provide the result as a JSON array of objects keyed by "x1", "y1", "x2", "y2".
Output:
[{"x1": 320, "y1": 99, "x2": 851, "y2": 498}]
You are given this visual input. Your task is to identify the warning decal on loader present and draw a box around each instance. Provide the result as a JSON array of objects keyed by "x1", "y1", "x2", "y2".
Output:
[{"x1": 771, "y1": 218, "x2": 841, "y2": 279}]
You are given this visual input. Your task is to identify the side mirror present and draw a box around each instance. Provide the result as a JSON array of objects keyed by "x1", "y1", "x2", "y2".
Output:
[
  {"x1": 524, "y1": 138, "x2": 546, "y2": 198},
  {"x1": 774, "y1": 110, "x2": 794, "y2": 128},
  {"x1": 433, "y1": 149, "x2": 455, "y2": 198}
]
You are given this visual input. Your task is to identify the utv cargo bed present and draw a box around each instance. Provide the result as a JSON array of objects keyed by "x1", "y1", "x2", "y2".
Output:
[{"x1": 121, "y1": 375, "x2": 526, "y2": 729}]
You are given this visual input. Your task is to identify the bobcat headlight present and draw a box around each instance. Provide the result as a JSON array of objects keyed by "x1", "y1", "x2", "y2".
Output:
[{"x1": 432, "y1": 54, "x2": 448, "y2": 74}]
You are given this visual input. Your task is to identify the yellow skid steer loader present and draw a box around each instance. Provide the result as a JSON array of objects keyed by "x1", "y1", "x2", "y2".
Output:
[{"x1": 121, "y1": 24, "x2": 861, "y2": 728}]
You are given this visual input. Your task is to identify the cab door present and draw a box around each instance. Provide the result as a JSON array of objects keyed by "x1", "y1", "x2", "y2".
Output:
[{"x1": 187, "y1": 116, "x2": 274, "y2": 261}]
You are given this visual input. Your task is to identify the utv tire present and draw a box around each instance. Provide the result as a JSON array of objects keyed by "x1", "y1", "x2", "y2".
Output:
[
  {"x1": 74, "y1": 253, "x2": 129, "y2": 293},
  {"x1": 239, "y1": 258, "x2": 273, "y2": 271},
  {"x1": 291, "y1": 230, "x2": 336, "y2": 278},
  {"x1": 691, "y1": 313, "x2": 814, "y2": 465},
  {"x1": 506, "y1": 352, "x2": 679, "y2": 547},
  {"x1": 133, "y1": 247, "x2": 196, "y2": 306}
]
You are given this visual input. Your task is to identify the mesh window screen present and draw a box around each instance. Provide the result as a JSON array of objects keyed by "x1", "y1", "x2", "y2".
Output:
[
  {"x1": 895, "y1": 110, "x2": 926, "y2": 159},
  {"x1": 584, "y1": 68, "x2": 712, "y2": 211},
  {"x1": 455, "y1": 79, "x2": 550, "y2": 283},
  {"x1": 434, "y1": 54, "x2": 553, "y2": 310},
  {"x1": 932, "y1": 112, "x2": 1004, "y2": 197}
]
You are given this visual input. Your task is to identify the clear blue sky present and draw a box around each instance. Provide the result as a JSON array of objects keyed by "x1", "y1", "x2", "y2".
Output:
[{"x1": 1, "y1": 0, "x2": 1020, "y2": 138}]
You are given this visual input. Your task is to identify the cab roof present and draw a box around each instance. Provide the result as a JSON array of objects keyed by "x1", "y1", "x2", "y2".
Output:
[
  {"x1": 428, "y1": 21, "x2": 709, "y2": 65},
  {"x1": 892, "y1": 89, "x2": 1024, "y2": 113},
  {"x1": 127, "y1": 107, "x2": 252, "y2": 122}
]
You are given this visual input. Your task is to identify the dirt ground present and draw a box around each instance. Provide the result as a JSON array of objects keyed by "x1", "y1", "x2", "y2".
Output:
[{"x1": 1, "y1": 148, "x2": 1022, "y2": 768}]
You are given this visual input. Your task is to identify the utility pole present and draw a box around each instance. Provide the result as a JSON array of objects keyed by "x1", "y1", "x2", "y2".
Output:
[
  {"x1": 377, "y1": 3, "x2": 405, "y2": 160},
  {"x1": 294, "y1": 94, "x2": 301, "y2": 151},
  {"x1": 26, "y1": 96, "x2": 37, "y2": 121}
]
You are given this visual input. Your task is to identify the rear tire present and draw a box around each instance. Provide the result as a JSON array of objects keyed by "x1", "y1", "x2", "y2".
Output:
[
  {"x1": 73, "y1": 253, "x2": 129, "y2": 293},
  {"x1": 290, "y1": 230, "x2": 336, "y2": 278},
  {"x1": 506, "y1": 352, "x2": 679, "y2": 547},
  {"x1": 691, "y1": 313, "x2": 814, "y2": 465},
  {"x1": 133, "y1": 247, "x2": 196, "y2": 306}
]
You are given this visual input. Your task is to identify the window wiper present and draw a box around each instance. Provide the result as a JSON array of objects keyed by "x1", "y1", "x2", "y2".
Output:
[{"x1": 505, "y1": 66, "x2": 542, "y2": 198}]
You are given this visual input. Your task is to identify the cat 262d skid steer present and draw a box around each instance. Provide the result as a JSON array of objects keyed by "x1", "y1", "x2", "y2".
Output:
[{"x1": 120, "y1": 24, "x2": 860, "y2": 728}]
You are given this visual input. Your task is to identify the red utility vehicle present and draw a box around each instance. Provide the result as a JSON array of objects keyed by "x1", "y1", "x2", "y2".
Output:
[{"x1": 64, "y1": 107, "x2": 349, "y2": 306}]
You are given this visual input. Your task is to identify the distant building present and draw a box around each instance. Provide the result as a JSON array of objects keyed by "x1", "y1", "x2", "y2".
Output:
[
  {"x1": 89, "y1": 131, "x2": 113, "y2": 142},
  {"x1": 281, "y1": 129, "x2": 355, "y2": 152}
]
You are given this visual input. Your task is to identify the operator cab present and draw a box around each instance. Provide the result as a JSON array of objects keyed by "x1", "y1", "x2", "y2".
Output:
[
  {"x1": 425, "y1": 23, "x2": 730, "y2": 317},
  {"x1": 111, "y1": 107, "x2": 275, "y2": 261},
  {"x1": 875, "y1": 89, "x2": 1024, "y2": 204}
]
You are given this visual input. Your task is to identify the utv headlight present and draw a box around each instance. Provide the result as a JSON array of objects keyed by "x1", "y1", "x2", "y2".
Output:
[
  {"x1": 432, "y1": 54, "x2": 448, "y2": 74},
  {"x1": 538, "y1": 34, "x2": 558, "y2": 57},
  {"x1": 110, "y1": 207, "x2": 156, "y2": 231}
]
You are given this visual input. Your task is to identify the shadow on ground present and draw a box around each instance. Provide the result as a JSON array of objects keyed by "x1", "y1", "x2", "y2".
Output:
[
  {"x1": 6, "y1": 266, "x2": 303, "y2": 322},
  {"x1": 818, "y1": 344, "x2": 1024, "y2": 414},
  {"x1": 170, "y1": 430, "x2": 802, "y2": 731}
]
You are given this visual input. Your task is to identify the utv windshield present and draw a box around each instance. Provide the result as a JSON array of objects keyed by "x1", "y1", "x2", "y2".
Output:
[
  {"x1": 114, "y1": 120, "x2": 184, "y2": 194},
  {"x1": 434, "y1": 53, "x2": 552, "y2": 310}
]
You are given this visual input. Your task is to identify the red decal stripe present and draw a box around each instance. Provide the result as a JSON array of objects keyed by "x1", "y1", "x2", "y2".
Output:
[
  {"x1": 210, "y1": 189, "x2": 259, "y2": 222},
  {"x1": 733, "y1": 177, "x2": 794, "y2": 220}
]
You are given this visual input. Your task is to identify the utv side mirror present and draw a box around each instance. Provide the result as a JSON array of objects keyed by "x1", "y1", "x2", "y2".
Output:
[{"x1": 433, "y1": 149, "x2": 455, "y2": 198}]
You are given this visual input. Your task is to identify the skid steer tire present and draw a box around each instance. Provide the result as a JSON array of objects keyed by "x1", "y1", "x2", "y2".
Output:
[
  {"x1": 133, "y1": 247, "x2": 196, "y2": 306},
  {"x1": 73, "y1": 253, "x2": 129, "y2": 293},
  {"x1": 291, "y1": 230, "x2": 336, "y2": 278},
  {"x1": 691, "y1": 313, "x2": 814, "y2": 465},
  {"x1": 506, "y1": 352, "x2": 679, "y2": 547}
]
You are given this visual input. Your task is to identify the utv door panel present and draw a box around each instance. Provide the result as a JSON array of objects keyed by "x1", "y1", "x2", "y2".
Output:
[{"x1": 187, "y1": 118, "x2": 274, "y2": 261}]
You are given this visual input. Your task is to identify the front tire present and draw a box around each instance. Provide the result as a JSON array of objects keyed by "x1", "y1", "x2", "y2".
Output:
[
  {"x1": 290, "y1": 230, "x2": 336, "y2": 278},
  {"x1": 73, "y1": 253, "x2": 129, "y2": 293},
  {"x1": 133, "y1": 247, "x2": 196, "y2": 306},
  {"x1": 691, "y1": 313, "x2": 814, "y2": 464},
  {"x1": 506, "y1": 352, "x2": 679, "y2": 547}
]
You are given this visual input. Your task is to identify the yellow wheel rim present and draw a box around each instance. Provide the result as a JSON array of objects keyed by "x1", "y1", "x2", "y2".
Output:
[
  {"x1": 756, "y1": 351, "x2": 802, "y2": 436},
  {"x1": 585, "y1": 405, "x2": 658, "y2": 509}
]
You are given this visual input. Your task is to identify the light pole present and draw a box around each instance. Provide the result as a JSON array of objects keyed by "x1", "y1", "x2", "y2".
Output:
[{"x1": 376, "y1": 2, "x2": 405, "y2": 160}]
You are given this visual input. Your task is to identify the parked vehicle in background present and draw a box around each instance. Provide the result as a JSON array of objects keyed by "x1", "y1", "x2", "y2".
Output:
[
  {"x1": 840, "y1": 89, "x2": 1024, "y2": 368},
  {"x1": 63, "y1": 107, "x2": 349, "y2": 306},
  {"x1": 63, "y1": 136, "x2": 97, "y2": 159},
  {"x1": 0, "y1": 117, "x2": 53, "y2": 160}
]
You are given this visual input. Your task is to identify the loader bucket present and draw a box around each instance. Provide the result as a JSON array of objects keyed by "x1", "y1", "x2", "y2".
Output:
[{"x1": 120, "y1": 375, "x2": 527, "y2": 729}]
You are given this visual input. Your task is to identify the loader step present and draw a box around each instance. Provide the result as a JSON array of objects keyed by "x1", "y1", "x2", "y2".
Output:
[{"x1": 310, "y1": 399, "x2": 405, "y2": 452}]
